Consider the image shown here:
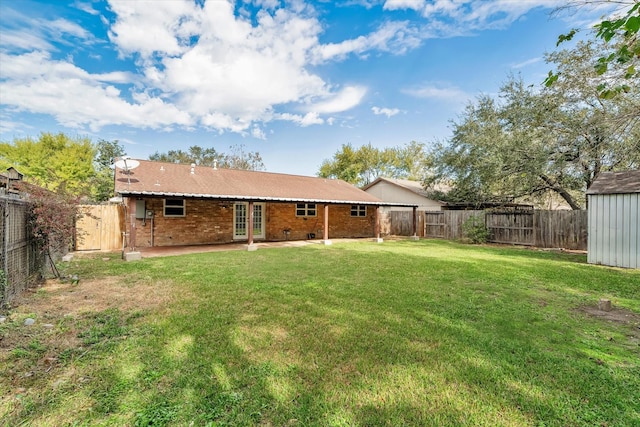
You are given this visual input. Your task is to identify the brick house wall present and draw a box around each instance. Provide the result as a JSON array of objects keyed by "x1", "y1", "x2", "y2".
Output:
[{"x1": 128, "y1": 198, "x2": 377, "y2": 247}]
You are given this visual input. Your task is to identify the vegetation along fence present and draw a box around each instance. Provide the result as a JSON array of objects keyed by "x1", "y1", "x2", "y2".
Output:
[
  {"x1": 1, "y1": 195, "x2": 44, "y2": 307},
  {"x1": 420, "y1": 210, "x2": 587, "y2": 250}
]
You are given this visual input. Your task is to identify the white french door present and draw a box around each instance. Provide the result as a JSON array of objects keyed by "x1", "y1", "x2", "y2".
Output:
[{"x1": 233, "y1": 203, "x2": 265, "y2": 240}]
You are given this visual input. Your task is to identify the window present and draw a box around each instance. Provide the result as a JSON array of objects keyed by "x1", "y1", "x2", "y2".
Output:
[
  {"x1": 296, "y1": 203, "x2": 317, "y2": 217},
  {"x1": 351, "y1": 205, "x2": 367, "y2": 217},
  {"x1": 164, "y1": 199, "x2": 185, "y2": 217}
]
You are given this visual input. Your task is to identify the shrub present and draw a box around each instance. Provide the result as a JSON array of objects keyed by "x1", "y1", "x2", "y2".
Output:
[{"x1": 462, "y1": 214, "x2": 490, "y2": 244}]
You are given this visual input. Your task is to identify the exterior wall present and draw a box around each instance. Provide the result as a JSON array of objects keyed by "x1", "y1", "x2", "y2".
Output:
[
  {"x1": 132, "y1": 198, "x2": 235, "y2": 247},
  {"x1": 588, "y1": 193, "x2": 639, "y2": 269},
  {"x1": 126, "y1": 198, "x2": 376, "y2": 248},
  {"x1": 364, "y1": 181, "x2": 443, "y2": 212}
]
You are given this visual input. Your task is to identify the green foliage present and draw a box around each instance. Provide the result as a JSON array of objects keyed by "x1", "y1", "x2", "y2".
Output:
[
  {"x1": 91, "y1": 139, "x2": 125, "y2": 202},
  {"x1": 0, "y1": 133, "x2": 95, "y2": 197},
  {"x1": 149, "y1": 144, "x2": 265, "y2": 171},
  {"x1": 461, "y1": 214, "x2": 490, "y2": 244},
  {"x1": 318, "y1": 141, "x2": 429, "y2": 186},
  {"x1": 18, "y1": 182, "x2": 79, "y2": 266},
  {"x1": 547, "y1": 1, "x2": 640, "y2": 97},
  {"x1": 0, "y1": 133, "x2": 125, "y2": 202},
  {"x1": 430, "y1": 40, "x2": 640, "y2": 209}
]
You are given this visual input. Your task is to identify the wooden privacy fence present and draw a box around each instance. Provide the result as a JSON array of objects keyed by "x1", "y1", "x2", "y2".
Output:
[
  {"x1": 76, "y1": 205, "x2": 125, "y2": 251},
  {"x1": 422, "y1": 210, "x2": 587, "y2": 250},
  {"x1": 1, "y1": 195, "x2": 44, "y2": 307},
  {"x1": 389, "y1": 211, "x2": 425, "y2": 237}
]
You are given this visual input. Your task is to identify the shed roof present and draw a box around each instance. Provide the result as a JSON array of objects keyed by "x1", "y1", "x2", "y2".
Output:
[
  {"x1": 586, "y1": 170, "x2": 640, "y2": 195},
  {"x1": 115, "y1": 160, "x2": 416, "y2": 206}
]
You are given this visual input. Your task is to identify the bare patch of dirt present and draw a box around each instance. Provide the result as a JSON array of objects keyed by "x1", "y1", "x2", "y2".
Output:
[
  {"x1": 576, "y1": 304, "x2": 640, "y2": 343},
  {"x1": 0, "y1": 276, "x2": 179, "y2": 396},
  {"x1": 577, "y1": 304, "x2": 640, "y2": 325},
  {"x1": 13, "y1": 277, "x2": 174, "y2": 316}
]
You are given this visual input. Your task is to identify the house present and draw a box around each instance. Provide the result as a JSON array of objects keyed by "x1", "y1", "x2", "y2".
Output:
[
  {"x1": 0, "y1": 167, "x2": 24, "y2": 194},
  {"x1": 114, "y1": 160, "x2": 419, "y2": 251},
  {"x1": 586, "y1": 170, "x2": 639, "y2": 269},
  {"x1": 362, "y1": 177, "x2": 445, "y2": 212}
]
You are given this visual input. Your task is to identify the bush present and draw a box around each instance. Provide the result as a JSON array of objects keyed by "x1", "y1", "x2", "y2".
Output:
[{"x1": 462, "y1": 214, "x2": 490, "y2": 244}]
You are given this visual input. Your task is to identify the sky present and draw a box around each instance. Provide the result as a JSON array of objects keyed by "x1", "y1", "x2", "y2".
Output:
[{"x1": 0, "y1": 0, "x2": 619, "y2": 176}]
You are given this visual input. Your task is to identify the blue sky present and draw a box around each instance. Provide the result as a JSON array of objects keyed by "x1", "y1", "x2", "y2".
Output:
[{"x1": 0, "y1": 0, "x2": 617, "y2": 176}]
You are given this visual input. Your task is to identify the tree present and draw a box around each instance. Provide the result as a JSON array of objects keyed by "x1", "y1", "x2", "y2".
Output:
[
  {"x1": 149, "y1": 144, "x2": 265, "y2": 171},
  {"x1": 318, "y1": 141, "x2": 429, "y2": 187},
  {"x1": 91, "y1": 139, "x2": 125, "y2": 202},
  {"x1": 222, "y1": 144, "x2": 265, "y2": 171},
  {"x1": 0, "y1": 132, "x2": 95, "y2": 198},
  {"x1": 546, "y1": 1, "x2": 639, "y2": 98},
  {"x1": 429, "y1": 40, "x2": 639, "y2": 210}
]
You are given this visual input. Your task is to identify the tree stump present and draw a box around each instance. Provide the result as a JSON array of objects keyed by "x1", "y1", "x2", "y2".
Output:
[{"x1": 598, "y1": 299, "x2": 612, "y2": 312}]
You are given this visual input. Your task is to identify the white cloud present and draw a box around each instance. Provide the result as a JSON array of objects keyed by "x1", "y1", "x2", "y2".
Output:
[
  {"x1": 403, "y1": 83, "x2": 469, "y2": 101},
  {"x1": 1, "y1": 0, "x2": 435, "y2": 135},
  {"x1": 383, "y1": 0, "x2": 425, "y2": 12},
  {"x1": 313, "y1": 20, "x2": 422, "y2": 62},
  {"x1": 251, "y1": 125, "x2": 267, "y2": 139},
  {"x1": 74, "y1": 1, "x2": 100, "y2": 15},
  {"x1": 309, "y1": 86, "x2": 367, "y2": 114},
  {"x1": 371, "y1": 106, "x2": 400, "y2": 117},
  {"x1": 0, "y1": 51, "x2": 192, "y2": 132},
  {"x1": 277, "y1": 112, "x2": 324, "y2": 127},
  {"x1": 512, "y1": 57, "x2": 542, "y2": 69}
]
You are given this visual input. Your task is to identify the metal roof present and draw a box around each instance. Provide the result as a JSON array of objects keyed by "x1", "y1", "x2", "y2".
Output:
[
  {"x1": 586, "y1": 170, "x2": 640, "y2": 195},
  {"x1": 115, "y1": 160, "x2": 419, "y2": 207}
]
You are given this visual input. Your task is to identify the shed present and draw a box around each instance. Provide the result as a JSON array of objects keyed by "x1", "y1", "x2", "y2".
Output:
[{"x1": 586, "y1": 170, "x2": 640, "y2": 268}]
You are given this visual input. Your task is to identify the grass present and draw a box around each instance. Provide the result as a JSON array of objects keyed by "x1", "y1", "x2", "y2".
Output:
[{"x1": 1, "y1": 239, "x2": 639, "y2": 426}]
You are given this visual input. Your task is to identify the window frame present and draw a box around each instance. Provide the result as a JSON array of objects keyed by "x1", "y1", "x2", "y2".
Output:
[
  {"x1": 296, "y1": 203, "x2": 317, "y2": 217},
  {"x1": 163, "y1": 198, "x2": 186, "y2": 217},
  {"x1": 350, "y1": 204, "x2": 367, "y2": 217}
]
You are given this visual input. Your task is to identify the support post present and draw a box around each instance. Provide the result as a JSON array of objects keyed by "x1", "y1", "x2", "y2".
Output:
[
  {"x1": 410, "y1": 206, "x2": 419, "y2": 240},
  {"x1": 247, "y1": 201, "x2": 257, "y2": 251},
  {"x1": 375, "y1": 205, "x2": 383, "y2": 243},
  {"x1": 128, "y1": 197, "x2": 137, "y2": 250},
  {"x1": 323, "y1": 204, "x2": 331, "y2": 245}
]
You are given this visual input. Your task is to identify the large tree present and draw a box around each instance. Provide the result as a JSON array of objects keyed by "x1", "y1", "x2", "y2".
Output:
[
  {"x1": 91, "y1": 139, "x2": 125, "y2": 202},
  {"x1": 547, "y1": 1, "x2": 639, "y2": 98},
  {"x1": 0, "y1": 132, "x2": 95, "y2": 197},
  {"x1": 429, "y1": 40, "x2": 639, "y2": 210},
  {"x1": 149, "y1": 144, "x2": 265, "y2": 171},
  {"x1": 318, "y1": 141, "x2": 429, "y2": 187}
]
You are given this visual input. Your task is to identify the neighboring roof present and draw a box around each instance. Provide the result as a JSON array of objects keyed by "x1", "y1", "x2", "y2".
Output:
[
  {"x1": 1, "y1": 167, "x2": 24, "y2": 180},
  {"x1": 115, "y1": 160, "x2": 417, "y2": 206},
  {"x1": 586, "y1": 170, "x2": 640, "y2": 195},
  {"x1": 362, "y1": 177, "x2": 427, "y2": 197}
]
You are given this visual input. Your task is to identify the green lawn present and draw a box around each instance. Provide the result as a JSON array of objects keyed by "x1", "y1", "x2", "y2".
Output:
[{"x1": 1, "y1": 239, "x2": 639, "y2": 426}]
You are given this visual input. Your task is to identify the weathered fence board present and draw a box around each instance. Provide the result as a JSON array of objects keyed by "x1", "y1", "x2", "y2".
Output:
[
  {"x1": 403, "y1": 209, "x2": 587, "y2": 250},
  {"x1": 389, "y1": 211, "x2": 425, "y2": 237},
  {"x1": 486, "y1": 212, "x2": 534, "y2": 246},
  {"x1": 76, "y1": 205, "x2": 125, "y2": 251},
  {"x1": 534, "y1": 210, "x2": 587, "y2": 250}
]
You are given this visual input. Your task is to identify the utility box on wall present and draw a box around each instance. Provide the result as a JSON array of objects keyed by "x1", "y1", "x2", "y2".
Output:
[{"x1": 135, "y1": 199, "x2": 146, "y2": 219}]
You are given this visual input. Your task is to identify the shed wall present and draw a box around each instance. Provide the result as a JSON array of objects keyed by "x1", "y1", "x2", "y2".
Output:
[{"x1": 588, "y1": 193, "x2": 639, "y2": 268}]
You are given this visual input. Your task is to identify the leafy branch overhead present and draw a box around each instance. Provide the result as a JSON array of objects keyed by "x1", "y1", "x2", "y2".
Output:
[{"x1": 546, "y1": 1, "x2": 640, "y2": 98}]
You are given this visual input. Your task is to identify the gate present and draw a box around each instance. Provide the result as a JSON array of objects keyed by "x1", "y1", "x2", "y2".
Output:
[{"x1": 76, "y1": 205, "x2": 125, "y2": 251}]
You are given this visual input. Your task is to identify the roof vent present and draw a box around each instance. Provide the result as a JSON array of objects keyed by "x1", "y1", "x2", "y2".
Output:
[
  {"x1": 213, "y1": 160, "x2": 217, "y2": 170},
  {"x1": 190, "y1": 163, "x2": 195, "y2": 174}
]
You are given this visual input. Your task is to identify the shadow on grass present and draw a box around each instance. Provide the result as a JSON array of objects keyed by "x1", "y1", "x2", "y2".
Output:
[{"x1": 4, "y1": 240, "x2": 639, "y2": 426}]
